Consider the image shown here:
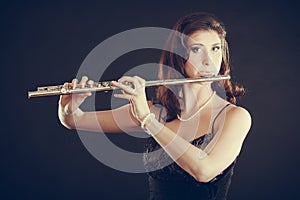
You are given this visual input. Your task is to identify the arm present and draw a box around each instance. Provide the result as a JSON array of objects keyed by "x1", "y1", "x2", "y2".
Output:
[
  {"x1": 146, "y1": 105, "x2": 251, "y2": 182},
  {"x1": 59, "y1": 103, "x2": 148, "y2": 133},
  {"x1": 58, "y1": 76, "x2": 144, "y2": 133},
  {"x1": 112, "y1": 75, "x2": 251, "y2": 182}
]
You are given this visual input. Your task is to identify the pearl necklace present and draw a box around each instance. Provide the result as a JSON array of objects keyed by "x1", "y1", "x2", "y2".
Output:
[{"x1": 177, "y1": 91, "x2": 216, "y2": 122}]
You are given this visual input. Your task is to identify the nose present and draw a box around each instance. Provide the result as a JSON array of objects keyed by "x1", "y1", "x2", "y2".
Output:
[{"x1": 201, "y1": 50, "x2": 212, "y2": 67}]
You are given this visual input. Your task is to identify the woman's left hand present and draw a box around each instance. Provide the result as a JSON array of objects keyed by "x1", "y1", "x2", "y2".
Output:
[{"x1": 112, "y1": 76, "x2": 150, "y2": 124}]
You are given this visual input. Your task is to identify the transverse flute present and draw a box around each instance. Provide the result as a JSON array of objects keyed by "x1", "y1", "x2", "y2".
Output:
[{"x1": 27, "y1": 75, "x2": 230, "y2": 98}]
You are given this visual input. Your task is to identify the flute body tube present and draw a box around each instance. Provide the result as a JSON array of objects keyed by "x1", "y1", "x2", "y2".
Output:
[{"x1": 27, "y1": 75, "x2": 230, "y2": 98}]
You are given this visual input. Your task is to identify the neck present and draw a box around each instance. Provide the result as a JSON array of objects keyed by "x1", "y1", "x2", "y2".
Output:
[{"x1": 181, "y1": 83, "x2": 214, "y2": 114}]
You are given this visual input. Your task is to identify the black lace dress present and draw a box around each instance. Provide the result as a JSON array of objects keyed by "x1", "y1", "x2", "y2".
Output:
[{"x1": 143, "y1": 104, "x2": 235, "y2": 200}]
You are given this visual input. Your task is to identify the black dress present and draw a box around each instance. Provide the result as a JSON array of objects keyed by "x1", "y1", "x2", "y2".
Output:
[{"x1": 143, "y1": 104, "x2": 235, "y2": 200}]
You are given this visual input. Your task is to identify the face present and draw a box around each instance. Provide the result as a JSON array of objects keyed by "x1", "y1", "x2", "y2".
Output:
[{"x1": 184, "y1": 30, "x2": 222, "y2": 78}]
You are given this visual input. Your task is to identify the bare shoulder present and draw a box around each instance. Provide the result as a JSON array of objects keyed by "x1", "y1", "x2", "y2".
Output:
[
  {"x1": 224, "y1": 104, "x2": 252, "y2": 137},
  {"x1": 227, "y1": 105, "x2": 251, "y2": 123}
]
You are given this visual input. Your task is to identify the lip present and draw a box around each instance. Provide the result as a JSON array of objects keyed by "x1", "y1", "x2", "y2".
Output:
[{"x1": 198, "y1": 71, "x2": 214, "y2": 77}]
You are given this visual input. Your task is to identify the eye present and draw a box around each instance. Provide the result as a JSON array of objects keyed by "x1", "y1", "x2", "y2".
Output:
[
  {"x1": 212, "y1": 46, "x2": 221, "y2": 52},
  {"x1": 190, "y1": 46, "x2": 202, "y2": 53}
]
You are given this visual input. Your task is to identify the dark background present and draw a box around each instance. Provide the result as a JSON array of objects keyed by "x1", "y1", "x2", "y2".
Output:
[{"x1": 1, "y1": 0, "x2": 300, "y2": 199}]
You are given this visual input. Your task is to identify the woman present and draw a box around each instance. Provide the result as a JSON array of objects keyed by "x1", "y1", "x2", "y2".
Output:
[{"x1": 58, "y1": 12, "x2": 251, "y2": 199}]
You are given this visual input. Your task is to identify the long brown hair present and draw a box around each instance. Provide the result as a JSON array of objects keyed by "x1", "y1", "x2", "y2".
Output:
[{"x1": 155, "y1": 12, "x2": 244, "y2": 121}]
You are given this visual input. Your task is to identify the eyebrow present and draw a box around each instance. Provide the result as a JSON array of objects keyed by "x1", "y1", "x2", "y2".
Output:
[{"x1": 190, "y1": 42, "x2": 221, "y2": 47}]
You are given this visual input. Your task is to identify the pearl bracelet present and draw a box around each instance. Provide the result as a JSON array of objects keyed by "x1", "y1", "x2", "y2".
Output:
[
  {"x1": 140, "y1": 113, "x2": 155, "y2": 129},
  {"x1": 140, "y1": 113, "x2": 164, "y2": 136}
]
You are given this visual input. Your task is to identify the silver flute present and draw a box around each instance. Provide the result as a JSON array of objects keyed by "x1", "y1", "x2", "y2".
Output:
[{"x1": 27, "y1": 75, "x2": 230, "y2": 98}]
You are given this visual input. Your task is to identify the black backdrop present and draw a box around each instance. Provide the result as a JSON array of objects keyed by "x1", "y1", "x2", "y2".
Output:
[{"x1": 1, "y1": 0, "x2": 300, "y2": 199}]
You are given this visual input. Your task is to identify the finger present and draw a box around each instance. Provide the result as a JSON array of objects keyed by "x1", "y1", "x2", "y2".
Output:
[
  {"x1": 118, "y1": 76, "x2": 140, "y2": 89},
  {"x1": 117, "y1": 76, "x2": 132, "y2": 83},
  {"x1": 79, "y1": 76, "x2": 88, "y2": 88},
  {"x1": 133, "y1": 76, "x2": 146, "y2": 87},
  {"x1": 114, "y1": 93, "x2": 133, "y2": 100},
  {"x1": 60, "y1": 83, "x2": 72, "y2": 104},
  {"x1": 72, "y1": 78, "x2": 78, "y2": 89},
  {"x1": 84, "y1": 80, "x2": 93, "y2": 96},
  {"x1": 63, "y1": 82, "x2": 73, "y2": 92},
  {"x1": 87, "y1": 80, "x2": 94, "y2": 88},
  {"x1": 63, "y1": 82, "x2": 69, "y2": 88},
  {"x1": 112, "y1": 81, "x2": 136, "y2": 95}
]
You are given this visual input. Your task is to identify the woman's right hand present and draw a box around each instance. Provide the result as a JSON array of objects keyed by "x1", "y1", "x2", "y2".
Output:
[{"x1": 58, "y1": 76, "x2": 93, "y2": 128}]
